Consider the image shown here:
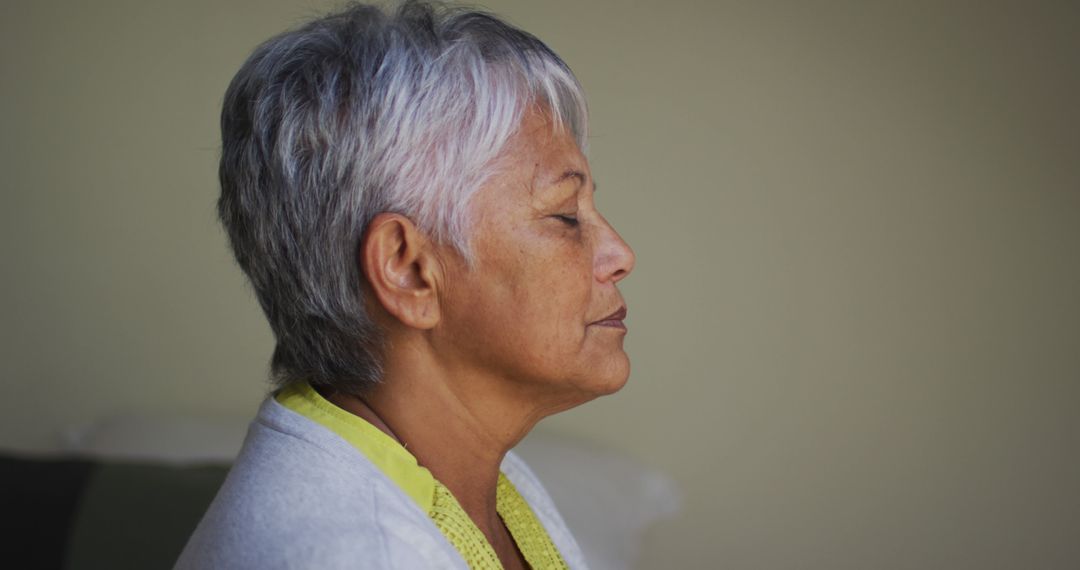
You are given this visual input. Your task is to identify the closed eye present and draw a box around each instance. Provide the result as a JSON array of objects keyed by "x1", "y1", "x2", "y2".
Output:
[{"x1": 553, "y1": 214, "x2": 579, "y2": 227}]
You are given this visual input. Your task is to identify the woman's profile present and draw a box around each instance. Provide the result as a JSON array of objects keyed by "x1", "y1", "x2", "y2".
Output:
[{"x1": 177, "y1": 2, "x2": 635, "y2": 568}]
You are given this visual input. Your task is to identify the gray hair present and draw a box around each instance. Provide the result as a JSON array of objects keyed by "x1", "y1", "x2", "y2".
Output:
[{"x1": 219, "y1": 0, "x2": 589, "y2": 393}]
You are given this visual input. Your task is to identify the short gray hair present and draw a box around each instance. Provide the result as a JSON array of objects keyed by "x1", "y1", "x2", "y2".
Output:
[{"x1": 219, "y1": 1, "x2": 589, "y2": 393}]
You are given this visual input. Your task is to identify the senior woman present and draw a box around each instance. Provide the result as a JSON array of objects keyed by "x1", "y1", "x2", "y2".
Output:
[{"x1": 177, "y1": 2, "x2": 634, "y2": 569}]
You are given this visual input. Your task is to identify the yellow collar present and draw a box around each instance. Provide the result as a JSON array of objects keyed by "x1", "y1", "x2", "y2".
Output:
[
  {"x1": 276, "y1": 381, "x2": 569, "y2": 569},
  {"x1": 275, "y1": 381, "x2": 436, "y2": 512}
]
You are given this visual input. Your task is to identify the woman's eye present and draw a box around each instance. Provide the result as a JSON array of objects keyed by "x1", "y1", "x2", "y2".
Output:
[{"x1": 554, "y1": 214, "x2": 579, "y2": 227}]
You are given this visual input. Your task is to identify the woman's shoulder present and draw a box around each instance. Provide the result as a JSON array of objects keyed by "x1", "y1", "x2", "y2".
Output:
[{"x1": 175, "y1": 396, "x2": 465, "y2": 569}]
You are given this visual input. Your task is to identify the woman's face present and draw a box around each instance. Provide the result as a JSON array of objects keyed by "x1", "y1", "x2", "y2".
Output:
[{"x1": 436, "y1": 110, "x2": 636, "y2": 406}]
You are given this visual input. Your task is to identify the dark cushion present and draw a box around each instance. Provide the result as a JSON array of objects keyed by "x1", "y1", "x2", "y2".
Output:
[{"x1": 0, "y1": 454, "x2": 228, "y2": 569}]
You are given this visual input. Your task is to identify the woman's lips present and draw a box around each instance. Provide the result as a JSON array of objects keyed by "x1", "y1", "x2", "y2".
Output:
[{"x1": 591, "y1": 306, "x2": 628, "y2": 329}]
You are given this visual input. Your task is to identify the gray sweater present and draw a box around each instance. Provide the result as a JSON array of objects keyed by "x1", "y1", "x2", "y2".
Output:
[{"x1": 175, "y1": 395, "x2": 588, "y2": 569}]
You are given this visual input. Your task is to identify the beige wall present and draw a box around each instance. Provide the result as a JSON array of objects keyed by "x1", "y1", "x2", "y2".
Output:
[{"x1": 2, "y1": 1, "x2": 1078, "y2": 568}]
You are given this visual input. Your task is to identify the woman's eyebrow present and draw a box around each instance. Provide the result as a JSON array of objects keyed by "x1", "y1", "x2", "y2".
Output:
[{"x1": 551, "y1": 169, "x2": 597, "y2": 192}]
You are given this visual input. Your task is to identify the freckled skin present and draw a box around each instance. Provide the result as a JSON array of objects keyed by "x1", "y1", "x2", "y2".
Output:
[
  {"x1": 434, "y1": 110, "x2": 636, "y2": 412},
  {"x1": 340, "y1": 109, "x2": 636, "y2": 569}
]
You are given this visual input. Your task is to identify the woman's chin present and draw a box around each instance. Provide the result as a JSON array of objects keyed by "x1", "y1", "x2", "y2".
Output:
[
  {"x1": 521, "y1": 350, "x2": 631, "y2": 411},
  {"x1": 584, "y1": 351, "x2": 631, "y2": 397}
]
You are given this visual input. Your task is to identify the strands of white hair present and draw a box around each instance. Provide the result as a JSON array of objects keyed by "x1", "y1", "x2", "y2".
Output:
[{"x1": 218, "y1": 0, "x2": 589, "y2": 393}]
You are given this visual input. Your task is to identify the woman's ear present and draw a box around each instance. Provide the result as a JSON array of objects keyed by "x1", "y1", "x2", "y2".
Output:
[{"x1": 360, "y1": 213, "x2": 441, "y2": 329}]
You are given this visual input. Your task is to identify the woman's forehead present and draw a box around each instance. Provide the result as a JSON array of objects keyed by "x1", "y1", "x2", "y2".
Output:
[{"x1": 514, "y1": 115, "x2": 590, "y2": 191}]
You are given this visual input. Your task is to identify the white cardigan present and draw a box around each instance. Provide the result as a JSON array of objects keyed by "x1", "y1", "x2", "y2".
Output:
[{"x1": 175, "y1": 395, "x2": 589, "y2": 569}]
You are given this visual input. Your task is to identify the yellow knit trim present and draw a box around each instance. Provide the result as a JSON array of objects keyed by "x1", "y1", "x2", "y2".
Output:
[
  {"x1": 430, "y1": 482, "x2": 503, "y2": 569},
  {"x1": 275, "y1": 382, "x2": 435, "y2": 511},
  {"x1": 276, "y1": 382, "x2": 569, "y2": 569},
  {"x1": 428, "y1": 474, "x2": 568, "y2": 570},
  {"x1": 496, "y1": 473, "x2": 568, "y2": 570}
]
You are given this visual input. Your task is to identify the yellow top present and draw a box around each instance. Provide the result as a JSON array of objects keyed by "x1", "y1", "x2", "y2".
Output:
[{"x1": 276, "y1": 382, "x2": 569, "y2": 570}]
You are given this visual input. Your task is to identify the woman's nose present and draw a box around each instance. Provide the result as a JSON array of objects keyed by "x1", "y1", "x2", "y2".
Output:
[{"x1": 594, "y1": 217, "x2": 635, "y2": 284}]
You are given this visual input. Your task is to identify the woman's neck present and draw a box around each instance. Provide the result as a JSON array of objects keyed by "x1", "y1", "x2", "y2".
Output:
[{"x1": 325, "y1": 356, "x2": 550, "y2": 539}]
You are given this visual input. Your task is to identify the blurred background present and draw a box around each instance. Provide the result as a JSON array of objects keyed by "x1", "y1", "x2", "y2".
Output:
[{"x1": 2, "y1": 0, "x2": 1078, "y2": 568}]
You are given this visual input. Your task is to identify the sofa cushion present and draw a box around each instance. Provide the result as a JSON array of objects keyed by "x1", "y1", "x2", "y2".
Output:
[{"x1": 0, "y1": 454, "x2": 227, "y2": 570}]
